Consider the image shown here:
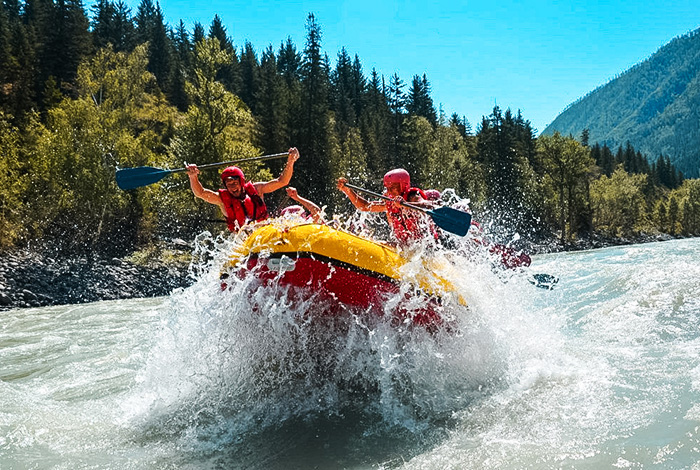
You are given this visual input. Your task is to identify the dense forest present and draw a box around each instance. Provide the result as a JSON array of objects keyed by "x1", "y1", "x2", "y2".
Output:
[
  {"x1": 544, "y1": 28, "x2": 700, "y2": 179},
  {"x1": 1, "y1": 0, "x2": 699, "y2": 257}
]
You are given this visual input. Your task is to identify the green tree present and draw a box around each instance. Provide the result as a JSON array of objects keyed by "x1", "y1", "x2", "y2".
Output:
[
  {"x1": 0, "y1": 112, "x2": 31, "y2": 246},
  {"x1": 239, "y1": 40, "x2": 260, "y2": 112},
  {"x1": 359, "y1": 68, "x2": 391, "y2": 178},
  {"x1": 208, "y1": 14, "x2": 240, "y2": 94},
  {"x1": 590, "y1": 167, "x2": 648, "y2": 237},
  {"x1": 2, "y1": 3, "x2": 37, "y2": 121},
  {"x1": 256, "y1": 44, "x2": 290, "y2": 154},
  {"x1": 655, "y1": 199, "x2": 667, "y2": 232},
  {"x1": 277, "y1": 36, "x2": 302, "y2": 149},
  {"x1": 681, "y1": 179, "x2": 700, "y2": 235},
  {"x1": 398, "y1": 114, "x2": 433, "y2": 186},
  {"x1": 536, "y1": 132, "x2": 594, "y2": 242},
  {"x1": 91, "y1": 0, "x2": 134, "y2": 52},
  {"x1": 170, "y1": 37, "x2": 257, "y2": 167},
  {"x1": 387, "y1": 72, "x2": 405, "y2": 164},
  {"x1": 350, "y1": 54, "x2": 366, "y2": 120},
  {"x1": 405, "y1": 73, "x2": 436, "y2": 126},
  {"x1": 169, "y1": 19, "x2": 191, "y2": 111},
  {"x1": 477, "y1": 106, "x2": 533, "y2": 228},
  {"x1": 134, "y1": 0, "x2": 174, "y2": 98},
  {"x1": 431, "y1": 118, "x2": 481, "y2": 200},
  {"x1": 330, "y1": 47, "x2": 357, "y2": 130},
  {"x1": 298, "y1": 13, "x2": 330, "y2": 202},
  {"x1": 449, "y1": 113, "x2": 472, "y2": 138},
  {"x1": 37, "y1": 0, "x2": 92, "y2": 95},
  {"x1": 328, "y1": 122, "x2": 368, "y2": 209},
  {"x1": 667, "y1": 194, "x2": 679, "y2": 234}
]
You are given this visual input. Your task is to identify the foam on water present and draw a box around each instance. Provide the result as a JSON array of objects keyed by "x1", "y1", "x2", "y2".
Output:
[
  {"x1": 402, "y1": 239, "x2": 700, "y2": 469},
  {"x1": 119, "y1": 227, "x2": 552, "y2": 466},
  {"x1": 3, "y1": 235, "x2": 698, "y2": 468}
]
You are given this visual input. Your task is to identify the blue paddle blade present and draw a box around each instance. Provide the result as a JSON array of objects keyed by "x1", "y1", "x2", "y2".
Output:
[
  {"x1": 115, "y1": 166, "x2": 174, "y2": 190},
  {"x1": 528, "y1": 273, "x2": 559, "y2": 290},
  {"x1": 428, "y1": 206, "x2": 472, "y2": 236}
]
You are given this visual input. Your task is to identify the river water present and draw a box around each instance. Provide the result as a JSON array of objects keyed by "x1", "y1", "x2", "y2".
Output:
[{"x1": 1, "y1": 238, "x2": 699, "y2": 469}]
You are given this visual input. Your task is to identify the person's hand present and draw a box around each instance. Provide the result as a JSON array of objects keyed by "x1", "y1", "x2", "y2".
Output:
[
  {"x1": 186, "y1": 164, "x2": 199, "y2": 177},
  {"x1": 287, "y1": 147, "x2": 300, "y2": 163},
  {"x1": 336, "y1": 177, "x2": 348, "y2": 191},
  {"x1": 285, "y1": 186, "x2": 298, "y2": 199}
]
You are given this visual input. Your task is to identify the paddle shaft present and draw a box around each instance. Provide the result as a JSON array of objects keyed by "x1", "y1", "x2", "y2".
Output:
[
  {"x1": 179, "y1": 151, "x2": 290, "y2": 174},
  {"x1": 344, "y1": 182, "x2": 472, "y2": 236},
  {"x1": 344, "y1": 183, "x2": 431, "y2": 214},
  {"x1": 116, "y1": 152, "x2": 290, "y2": 190}
]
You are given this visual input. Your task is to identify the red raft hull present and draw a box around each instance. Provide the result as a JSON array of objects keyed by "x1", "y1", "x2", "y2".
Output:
[{"x1": 222, "y1": 223, "x2": 458, "y2": 328}]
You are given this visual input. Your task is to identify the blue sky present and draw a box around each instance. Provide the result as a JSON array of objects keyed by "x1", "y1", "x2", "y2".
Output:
[{"x1": 99, "y1": 0, "x2": 700, "y2": 134}]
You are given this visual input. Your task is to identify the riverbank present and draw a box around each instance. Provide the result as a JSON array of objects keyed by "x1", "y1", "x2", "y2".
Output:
[
  {"x1": 0, "y1": 231, "x2": 686, "y2": 311},
  {"x1": 0, "y1": 241, "x2": 195, "y2": 311},
  {"x1": 529, "y1": 231, "x2": 681, "y2": 254}
]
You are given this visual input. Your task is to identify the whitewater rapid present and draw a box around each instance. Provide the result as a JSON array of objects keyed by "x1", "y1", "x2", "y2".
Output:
[{"x1": 1, "y1": 238, "x2": 699, "y2": 469}]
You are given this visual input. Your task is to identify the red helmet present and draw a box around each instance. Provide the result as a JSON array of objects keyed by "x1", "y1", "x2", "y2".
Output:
[
  {"x1": 221, "y1": 166, "x2": 245, "y2": 185},
  {"x1": 383, "y1": 168, "x2": 410, "y2": 193},
  {"x1": 424, "y1": 189, "x2": 441, "y2": 201},
  {"x1": 281, "y1": 205, "x2": 305, "y2": 216}
]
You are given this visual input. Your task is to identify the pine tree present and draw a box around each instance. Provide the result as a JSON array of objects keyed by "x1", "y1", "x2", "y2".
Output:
[
  {"x1": 656, "y1": 200, "x2": 667, "y2": 232},
  {"x1": 36, "y1": 0, "x2": 91, "y2": 98},
  {"x1": 350, "y1": 54, "x2": 366, "y2": 120},
  {"x1": 91, "y1": 0, "x2": 133, "y2": 51},
  {"x1": 167, "y1": 20, "x2": 190, "y2": 111},
  {"x1": 0, "y1": 3, "x2": 13, "y2": 111},
  {"x1": 277, "y1": 37, "x2": 301, "y2": 150},
  {"x1": 112, "y1": 0, "x2": 134, "y2": 50},
  {"x1": 278, "y1": 36, "x2": 300, "y2": 83},
  {"x1": 449, "y1": 113, "x2": 472, "y2": 138},
  {"x1": 398, "y1": 115, "x2": 433, "y2": 185},
  {"x1": 668, "y1": 195, "x2": 679, "y2": 234},
  {"x1": 239, "y1": 40, "x2": 259, "y2": 112},
  {"x1": 387, "y1": 72, "x2": 405, "y2": 166},
  {"x1": 133, "y1": 0, "x2": 174, "y2": 95},
  {"x1": 330, "y1": 47, "x2": 356, "y2": 129},
  {"x1": 359, "y1": 68, "x2": 391, "y2": 177},
  {"x1": 148, "y1": 4, "x2": 174, "y2": 95},
  {"x1": 133, "y1": 0, "x2": 155, "y2": 43},
  {"x1": 3, "y1": 1, "x2": 38, "y2": 120},
  {"x1": 405, "y1": 73, "x2": 436, "y2": 126},
  {"x1": 479, "y1": 107, "x2": 519, "y2": 211},
  {"x1": 298, "y1": 13, "x2": 330, "y2": 202},
  {"x1": 256, "y1": 44, "x2": 289, "y2": 153},
  {"x1": 208, "y1": 14, "x2": 240, "y2": 94},
  {"x1": 600, "y1": 143, "x2": 615, "y2": 176},
  {"x1": 580, "y1": 128, "x2": 589, "y2": 147},
  {"x1": 192, "y1": 21, "x2": 204, "y2": 44}
]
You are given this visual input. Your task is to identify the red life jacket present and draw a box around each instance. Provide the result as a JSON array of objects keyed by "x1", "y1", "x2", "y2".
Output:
[
  {"x1": 385, "y1": 187, "x2": 437, "y2": 245},
  {"x1": 218, "y1": 183, "x2": 269, "y2": 232},
  {"x1": 488, "y1": 244, "x2": 532, "y2": 269}
]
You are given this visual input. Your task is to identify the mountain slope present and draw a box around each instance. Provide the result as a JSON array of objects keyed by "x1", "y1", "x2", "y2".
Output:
[{"x1": 543, "y1": 29, "x2": 700, "y2": 178}]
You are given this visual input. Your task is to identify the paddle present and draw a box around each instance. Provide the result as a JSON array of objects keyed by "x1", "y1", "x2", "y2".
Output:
[
  {"x1": 115, "y1": 152, "x2": 290, "y2": 190},
  {"x1": 344, "y1": 183, "x2": 472, "y2": 236},
  {"x1": 528, "y1": 272, "x2": 559, "y2": 290},
  {"x1": 489, "y1": 242, "x2": 559, "y2": 289}
]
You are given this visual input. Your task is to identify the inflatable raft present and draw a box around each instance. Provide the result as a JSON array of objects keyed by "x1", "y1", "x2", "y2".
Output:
[{"x1": 220, "y1": 222, "x2": 464, "y2": 327}]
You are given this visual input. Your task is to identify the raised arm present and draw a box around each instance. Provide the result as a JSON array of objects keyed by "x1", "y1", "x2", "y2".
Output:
[
  {"x1": 186, "y1": 164, "x2": 224, "y2": 207},
  {"x1": 336, "y1": 177, "x2": 386, "y2": 212},
  {"x1": 256, "y1": 147, "x2": 300, "y2": 195},
  {"x1": 286, "y1": 187, "x2": 323, "y2": 222}
]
